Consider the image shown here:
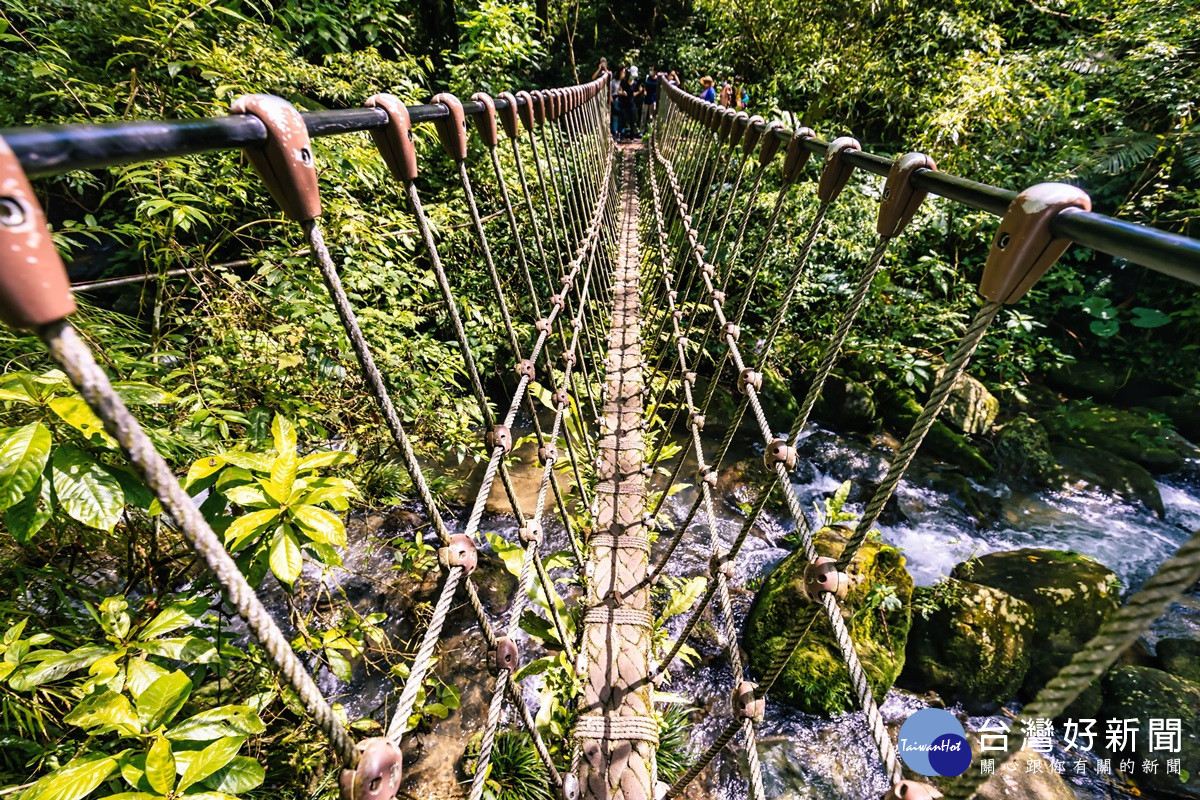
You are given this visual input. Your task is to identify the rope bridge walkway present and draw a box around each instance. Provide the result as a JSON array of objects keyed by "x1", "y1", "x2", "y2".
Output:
[{"x1": 1, "y1": 72, "x2": 1199, "y2": 800}]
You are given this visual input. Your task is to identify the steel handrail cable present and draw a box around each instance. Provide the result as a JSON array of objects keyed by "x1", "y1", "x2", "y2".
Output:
[
  {"x1": 465, "y1": 191, "x2": 612, "y2": 800},
  {"x1": 652, "y1": 133, "x2": 904, "y2": 786}
]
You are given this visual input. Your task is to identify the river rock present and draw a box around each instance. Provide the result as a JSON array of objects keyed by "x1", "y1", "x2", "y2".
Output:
[
  {"x1": 1146, "y1": 392, "x2": 1200, "y2": 443},
  {"x1": 1098, "y1": 666, "x2": 1200, "y2": 799},
  {"x1": 875, "y1": 383, "x2": 993, "y2": 479},
  {"x1": 952, "y1": 548, "x2": 1120, "y2": 699},
  {"x1": 900, "y1": 579, "x2": 1035, "y2": 710},
  {"x1": 743, "y1": 525, "x2": 913, "y2": 715},
  {"x1": 1042, "y1": 403, "x2": 1186, "y2": 473},
  {"x1": 939, "y1": 369, "x2": 999, "y2": 435},
  {"x1": 812, "y1": 375, "x2": 877, "y2": 431},
  {"x1": 993, "y1": 416, "x2": 1057, "y2": 485},
  {"x1": 1046, "y1": 361, "x2": 1119, "y2": 400},
  {"x1": 1051, "y1": 444, "x2": 1165, "y2": 517},
  {"x1": 1157, "y1": 637, "x2": 1200, "y2": 685}
]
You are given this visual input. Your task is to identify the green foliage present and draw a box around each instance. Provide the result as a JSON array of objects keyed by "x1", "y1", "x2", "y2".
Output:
[
  {"x1": 654, "y1": 703, "x2": 694, "y2": 786},
  {"x1": 464, "y1": 730, "x2": 553, "y2": 800}
]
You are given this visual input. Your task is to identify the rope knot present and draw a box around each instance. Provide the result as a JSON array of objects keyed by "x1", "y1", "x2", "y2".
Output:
[
  {"x1": 711, "y1": 290, "x2": 726, "y2": 305},
  {"x1": 724, "y1": 321, "x2": 741, "y2": 341}
]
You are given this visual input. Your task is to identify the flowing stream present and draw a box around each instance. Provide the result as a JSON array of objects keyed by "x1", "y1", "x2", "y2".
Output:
[{"x1": 283, "y1": 420, "x2": 1200, "y2": 800}]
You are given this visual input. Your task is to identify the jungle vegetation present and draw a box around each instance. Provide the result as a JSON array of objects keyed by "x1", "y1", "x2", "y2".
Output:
[{"x1": 0, "y1": 0, "x2": 1196, "y2": 797}]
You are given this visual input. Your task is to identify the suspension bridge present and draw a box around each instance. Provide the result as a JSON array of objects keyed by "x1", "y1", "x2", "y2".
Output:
[{"x1": 1, "y1": 74, "x2": 1199, "y2": 800}]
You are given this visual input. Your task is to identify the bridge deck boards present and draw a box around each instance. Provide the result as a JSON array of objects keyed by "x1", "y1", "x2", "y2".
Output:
[{"x1": 576, "y1": 142, "x2": 657, "y2": 800}]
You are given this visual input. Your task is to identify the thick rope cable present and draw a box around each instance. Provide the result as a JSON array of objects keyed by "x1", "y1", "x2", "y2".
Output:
[{"x1": 39, "y1": 320, "x2": 358, "y2": 765}]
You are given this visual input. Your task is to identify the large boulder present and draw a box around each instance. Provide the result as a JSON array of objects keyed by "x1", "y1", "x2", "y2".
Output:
[
  {"x1": 806, "y1": 374, "x2": 877, "y2": 432},
  {"x1": 992, "y1": 416, "x2": 1058, "y2": 485},
  {"x1": 939, "y1": 369, "x2": 1000, "y2": 435},
  {"x1": 1146, "y1": 392, "x2": 1200, "y2": 443},
  {"x1": 875, "y1": 383, "x2": 993, "y2": 479},
  {"x1": 1046, "y1": 361, "x2": 1119, "y2": 400},
  {"x1": 1051, "y1": 444, "x2": 1165, "y2": 518},
  {"x1": 1098, "y1": 666, "x2": 1200, "y2": 799},
  {"x1": 952, "y1": 549, "x2": 1120, "y2": 699},
  {"x1": 900, "y1": 579, "x2": 1036, "y2": 710},
  {"x1": 744, "y1": 526, "x2": 913, "y2": 715},
  {"x1": 1042, "y1": 403, "x2": 1186, "y2": 473},
  {"x1": 1158, "y1": 638, "x2": 1200, "y2": 685}
]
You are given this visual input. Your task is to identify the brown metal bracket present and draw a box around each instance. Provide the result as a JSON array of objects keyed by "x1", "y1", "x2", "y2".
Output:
[
  {"x1": 718, "y1": 109, "x2": 735, "y2": 141},
  {"x1": 364, "y1": 94, "x2": 418, "y2": 183},
  {"x1": 758, "y1": 121, "x2": 786, "y2": 165},
  {"x1": 729, "y1": 111, "x2": 750, "y2": 150},
  {"x1": 0, "y1": 136, "x2": 76, "y2": 329},
  {"x1": 230, "y1": 94, "x2": 321, "y2": 222},
  {"x1": 781, "y1": 127, "x2": 818, "y2": 183},
  {"x1": 438, "y1": 533, "x2": 478, "y2": 575},
  {"x1": 802, "y1": 556, "x2": 849, "y2": 601},
  {"x1": 877, "y1": 152, "x2": 937, "y2": 238},
  {"x1": 488, "y1": 636, "x2": 520, "y2": 675},
  {"x1": 339, "y1": 737, "x2": 402, "y2": 800},
  {"x1": 741, "y1": 115, "x2": 766, "y2": 156},
  {"x1": 531, "y1": 90, "x2": 547, "y2": 126},
  {"x1": 816, "y1": 136, "x2": 862, "y2": 204},
  {"x1": 979, "y1": 182, "x2": 1091, "y2": 304},
  {"x1": 516, "y1": 90, "x2": 536, "y2": 132},
  {"x1": 430, "y1": 93, "x2": 468, "y2": 162},
  {"x1": 469, "y1": 92, "x2": 500, "y2": 149}
]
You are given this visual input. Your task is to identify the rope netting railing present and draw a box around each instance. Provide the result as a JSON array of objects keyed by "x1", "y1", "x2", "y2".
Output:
[
  {"x1": 643, "y1": 79, "x2": 1200, "y2": 800},
  {"x1": 0, "y1": 78, "x2": 620, "y2": 800}
]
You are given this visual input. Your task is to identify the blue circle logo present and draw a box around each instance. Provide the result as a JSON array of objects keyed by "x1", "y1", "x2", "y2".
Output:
[{"x1": 897, "y1": 709, "x2": 971, "y2": 777}]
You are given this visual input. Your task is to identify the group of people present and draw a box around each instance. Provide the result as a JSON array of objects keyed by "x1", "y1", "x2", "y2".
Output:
[
  {"x1": 592, "y1": 60, "x2": 750, "y2": 142},
  {"x1": 593, "y1": 59, "x2": 680, "y2": 141}
]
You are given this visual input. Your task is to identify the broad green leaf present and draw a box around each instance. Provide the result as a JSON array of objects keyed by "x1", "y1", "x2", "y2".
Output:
[
  {"x1": 145, "y1": 736, "x2": 175, "y2": 795},
  {"x1": 166, "y1": 705, "x2": 265, "y2": 741},
  {"x1": 327, "y1": 648, "x2": 353, "y2": 682},
  {"x1": 4, "y1": 473, "x2": 53, "y2": 543},
  {"x1": 126, "y1": 656, "x2": 169, "y2": 698},
  {"x1": 9, "y1": 644, "x2": 111, "y2": 690},
  {"x1": 139, "y1": 597, "x2": 210, "y2": 640},
  {"x1": 224, "y1": 508, "x2": 279, "y2": 551},
  {"x1": 118, "y1": 753, "x2": 148, "y2": 791},
  {"x1": 101, "y1": 793, "x2": 162, "y2": 800},
  {"x1": 513, "y1": 656, "x2": 555, "y2": 681},
  {"x1": 659, "y1": 576, "x2": 706, "y2": 623},
  {"x1": 269, "y1": 525, "x2": 303, "y2": 585},
  {"x1": 51, "y1": 446, "x2": 124, "y2": 531},
  {"x1": 271, "y1": 414, "x2": 297, "y2": 456},
  {"x1": 0, "y1": 422, "x2": 52, "y2": 511},
  {"x1": 20, "y1": 754, "x2": 119, "y2": 800},
  {"x1": 0, "y1": 385, "x2": 36, "y2": 404},
  {"x1": 48, "y1": 396, "x2": 118, "y2": 447},
  {"x1": 270, "y1": 450, "x2": 297, "y2": 496},
  {"x1": 297, "y1": 450, "x2": 355, "y2": 471},
  {"x1": 259, "y1": 477, "x2": 289, "y2": 505},
  {"x1": 293, "y1": 504, "x2": 346, "y2": 546},
  {"x1": 222, "y1": 482, "x2": 273, "y2": 508},
  {"x1": 297, "y1": 476, "x2": 358, "y2": 508},
  {"x1": 3, "y1": 618, "x2": 26, "y2": 645},
  {"x1": 63, "y1": 690, "x2": 139, "y2": 733},
  {"x1": 485, "y1": 531, "x2": 525, "y2": 577},
  {"x1": 178, "y1": 736, "x2": 244, "y2": 792},
  {"x1": 136, "y1": 670, "x2": 193, "y2": 730},
  {"x1": 203, "y1": 755, "x2": 265, "y2": 794},
  {"x1": 113, "y1": 381, "x2": 176, "y2": 405},
  {"x1": 139, "y1": 636, "x2": 218, "y2": 664},
  {"x1": 1130, "y1": 306, "x2": 1172, "y2": 328},
  {"x1": 185, "y1": 456, "x2": 226, "y2": 489},
  {"x1": 108, "y1": 465, "x2": 153, "y2": 511},
  {"x1": 219, "y1": 451, "x2": 274, "y2": 472}
]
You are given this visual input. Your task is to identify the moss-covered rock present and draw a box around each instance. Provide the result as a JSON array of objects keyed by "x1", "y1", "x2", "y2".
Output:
[
  {"x1": 1098, "y1": 666, "x2": 1200, "y2": 799},
  {"x1": 1042, "y1": 402, "x2": 1185, "y2": 473},
  {"x1": 1046, "y1": 361, "x2": 1119, "y2": 400},
  {"x1": 993, "y1": 416, "x2": 1058, "y2": 485},
  {"x1": 743, "y1": 526, "x2": 913, "y2": 715},
  {"x1": 939, "y1": 369, "x2": 1000, "y2": 435},
  {"x1": 900, "y1": 579, "x2": 1035, "y2": 710},
  {"x1": 1051, "y1": 444, "x2": 1165, "y2": 517},
  {"x1": 809, "y1": 374, "x2": 877, "y2": 431},
  {"x1": 1146, "y1": 392, "x2": 1200, "y2": 443},
  {"x1": 1158, "y1": 637, "x2": 1200, "y2": 685},
  {"x1": 952, "y1": 548, "x2": 1120, "y2": 699},
  {"x1": 875, "y1": 383, "x2": 994, "y2": 480}
]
